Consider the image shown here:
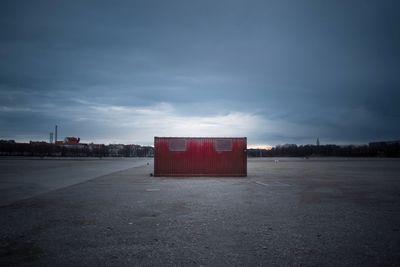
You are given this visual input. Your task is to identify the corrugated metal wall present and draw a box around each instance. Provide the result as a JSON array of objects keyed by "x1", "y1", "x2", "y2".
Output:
[{"x1": 154, "y1": 137, "x2": 247, "y2": 177}]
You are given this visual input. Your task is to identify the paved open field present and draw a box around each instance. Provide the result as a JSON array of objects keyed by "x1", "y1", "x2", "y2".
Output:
[
  {"x1": 1, "y1": 158, "x2": 400, "y2": 266},
  {"x1": 0, "y1": 158, "x2": 150, "y2": 206}
]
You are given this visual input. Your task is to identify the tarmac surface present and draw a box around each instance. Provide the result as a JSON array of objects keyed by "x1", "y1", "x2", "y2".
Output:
[
  {"x1": 0, "y1": 157, "x2": 150, "y2": 206},
  {"x1": 1, "y1": 157, "x2": 400, "y2": 266}
]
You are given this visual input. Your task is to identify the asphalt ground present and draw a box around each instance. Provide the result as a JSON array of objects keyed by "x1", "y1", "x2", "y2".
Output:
[
  {"x1": 1, "y1": 158, "x2": 400, "y2": 266},
  {"x1": 0, "y1": 157, "x2": 150, "y2": 206}
]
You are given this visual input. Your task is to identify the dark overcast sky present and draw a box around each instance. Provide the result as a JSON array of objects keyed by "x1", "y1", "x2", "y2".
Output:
[{"x1": 1, "y1": 0, "x2": 399, "y2": 146}]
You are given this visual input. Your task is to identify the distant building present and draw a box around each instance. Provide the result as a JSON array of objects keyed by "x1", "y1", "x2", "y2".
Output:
[
  {"x1": 64, "y1": 137, "x2": 80, "y2": 145},
  {"x1": 369, "y1": 140, "x2": 400, "y2": 147},
  {"x1": 369, "y1": 140, "x2": 400, "y2": 157},
  {"x1": 0, "y1": 140, "x2": 15, "y2": 144},
  {"x1": 0, "y1": 139, "x2": 154, "y2": 158},
  {"x1": 29, "y1": 141, "x2": 48, "y2": 145},
  {"x1": 108, "y1": 144, "x2": 125, "y2": 157}
]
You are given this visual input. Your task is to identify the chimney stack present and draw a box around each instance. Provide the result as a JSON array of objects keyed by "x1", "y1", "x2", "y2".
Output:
[{"x1": 55, "y1": 125, "x2": 58, "y2": 143}]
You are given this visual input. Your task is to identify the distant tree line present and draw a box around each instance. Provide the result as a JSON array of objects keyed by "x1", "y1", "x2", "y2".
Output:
[
  {"x1": 1, "y1": 140, "x2": 399, "y2": 158},
  {"x1": 248, "y1": 143, "x2": 400, "y2": 158},
  {"x1": 0, "y1": 141, "x2": 154, "y2": 157}
]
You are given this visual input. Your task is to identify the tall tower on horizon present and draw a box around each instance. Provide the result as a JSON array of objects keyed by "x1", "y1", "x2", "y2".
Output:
[
  {"x1": 317, "y1": 137, "x2": 320, "y2": 146},
  {"x1": 55, "y1": 125, "x2": 58, "y2": 143}
]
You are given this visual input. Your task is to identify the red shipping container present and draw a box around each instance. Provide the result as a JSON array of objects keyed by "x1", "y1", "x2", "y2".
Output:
[{"x1": 154, "y1": 137, "x2": 247, "y2": 177}]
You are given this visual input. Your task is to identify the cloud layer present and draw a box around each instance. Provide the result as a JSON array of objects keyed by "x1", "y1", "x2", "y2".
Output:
[{"x1": 1, "y1": 0, "x2": 399, "y2": 145}]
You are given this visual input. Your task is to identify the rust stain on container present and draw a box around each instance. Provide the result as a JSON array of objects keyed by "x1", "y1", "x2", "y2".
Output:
[{"x1": 154, "y1": 137, "x2": 247, "y2": 177}]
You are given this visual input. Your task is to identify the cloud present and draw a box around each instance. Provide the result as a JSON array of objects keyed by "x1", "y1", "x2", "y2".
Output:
[
  {"x1": 0, "y1": 1, "x2": 399, "y2": 145},
  {"x1": 1, "y1": 94, "x2": 398, "y2": 145},
  {"x1": 0, "y1": 98, "x2": 270, "y2": 144},
  {"x1": 75, "y1": 102, "x2": 269, "y2": 145}
]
